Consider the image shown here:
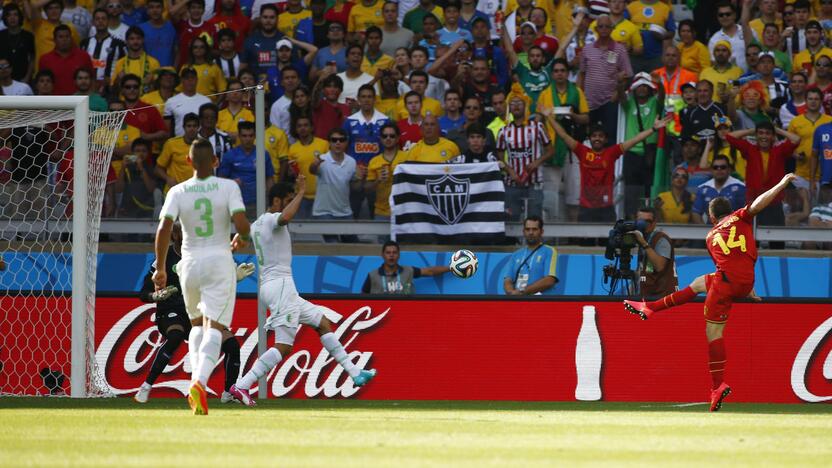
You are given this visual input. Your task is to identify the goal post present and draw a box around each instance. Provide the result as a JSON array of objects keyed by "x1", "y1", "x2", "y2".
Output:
[{"x1": 0, "y1": 96, "x2": 124, "y2": 397}]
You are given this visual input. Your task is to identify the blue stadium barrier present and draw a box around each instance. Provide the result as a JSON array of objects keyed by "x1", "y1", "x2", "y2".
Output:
[{"x1": 3, "y1": 251, "x2": 831, "y2": 297}]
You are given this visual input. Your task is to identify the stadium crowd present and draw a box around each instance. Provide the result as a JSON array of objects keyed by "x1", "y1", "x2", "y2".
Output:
[{"x1": 1, "y1": 0, "x2": 832, "y2": 244}]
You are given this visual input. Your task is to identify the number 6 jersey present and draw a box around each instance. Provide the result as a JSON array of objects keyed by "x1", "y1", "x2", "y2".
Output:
[
  {"x1": 159, "y1": 176, "x2": 246, "y2": 258},
  {"x1": 705, "y1": 206, "x2": 758, "y2": 284}
]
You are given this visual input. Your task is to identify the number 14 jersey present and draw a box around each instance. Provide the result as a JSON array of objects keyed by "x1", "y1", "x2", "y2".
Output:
[{"x1": 705, "y1": 206, "x2": 758, "y2": 284}]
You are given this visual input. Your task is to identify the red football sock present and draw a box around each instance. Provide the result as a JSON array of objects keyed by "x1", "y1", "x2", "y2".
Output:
[
  {"x1": 646, "y1": 286, "x2": 697, "y2": 312},
  {"x1": 708, "y1": 338, "x2": 726, "y2": 390}
]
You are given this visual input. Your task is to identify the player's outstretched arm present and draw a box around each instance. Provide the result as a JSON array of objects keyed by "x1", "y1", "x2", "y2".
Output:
[
  {"x1": 749, "y1": 173, "x2": 797, "y2": 216},
  {"x1": 278, "y1": 175, "x2": 307, "y2": 226},
  {"x1": 153, "y1": 218, "x2": 174, "y2": 290}
]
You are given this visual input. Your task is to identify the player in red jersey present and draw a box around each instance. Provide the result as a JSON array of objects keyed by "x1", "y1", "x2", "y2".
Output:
[{"x1": 623, "y1": 173, "x2": 797, "y2": 412}]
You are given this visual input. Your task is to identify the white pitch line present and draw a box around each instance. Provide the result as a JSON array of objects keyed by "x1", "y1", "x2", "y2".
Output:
[{"x1": 639, "y1": 402, "x2": 709, "y2": 408}]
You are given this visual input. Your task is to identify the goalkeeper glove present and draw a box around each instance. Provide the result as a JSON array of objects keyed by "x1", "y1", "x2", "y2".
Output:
[
  {"x1": 236, "y1": 262, "x2": 255, "y2": 282},
  {"x1": 151, "y1": 285, "x2": 179, "y2": 302}
]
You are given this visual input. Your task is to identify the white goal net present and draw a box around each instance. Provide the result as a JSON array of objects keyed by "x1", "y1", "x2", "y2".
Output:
[{"x1": 0, "y1": 97, "x2": 125, "y2": 397}]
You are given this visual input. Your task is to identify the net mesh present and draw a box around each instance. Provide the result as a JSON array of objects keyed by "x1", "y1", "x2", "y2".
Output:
[{"x1": 0, "y1": 106, "x2": 125, "y2": 396}]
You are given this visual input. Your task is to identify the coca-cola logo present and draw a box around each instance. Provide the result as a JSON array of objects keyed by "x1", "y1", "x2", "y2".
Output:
[
  {"x1": 95, "y1": 303, "x2": 387, "y2": 398},
  {"x1": 791, "y1": 316, "x2": 832, "y2": 402}
]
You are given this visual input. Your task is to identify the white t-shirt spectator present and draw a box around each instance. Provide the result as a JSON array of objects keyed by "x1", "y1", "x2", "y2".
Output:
[
  {"x1": 164, "y1": 92, "x2": 211, "y2": 136},
  {"x1": 336, "y1": 71, "x2": 374, "y2": 104},
  {"x1": 2, "y1": 81, "x2": 33, "y2": 96},
  {"x1": 312, "y1": 152, "x2": 356, "y2": 217}
]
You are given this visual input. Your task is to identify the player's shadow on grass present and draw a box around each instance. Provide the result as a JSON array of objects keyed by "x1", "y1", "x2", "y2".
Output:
[{"x1": 1, "y1": 398, "x2": 830, "y2": 414}]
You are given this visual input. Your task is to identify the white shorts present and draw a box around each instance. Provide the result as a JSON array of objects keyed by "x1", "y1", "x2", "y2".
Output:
[
  {"x1": 260, "y1": 277, "x2": 342, "y2": 345},
  {"x1": 178, "y1": 253, "x2": 237, "y2": 327}
]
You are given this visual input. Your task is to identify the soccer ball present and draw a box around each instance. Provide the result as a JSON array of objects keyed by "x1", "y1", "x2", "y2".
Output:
[{"x1": 449, "y1": 249, "x2": 478, "y2": 279}]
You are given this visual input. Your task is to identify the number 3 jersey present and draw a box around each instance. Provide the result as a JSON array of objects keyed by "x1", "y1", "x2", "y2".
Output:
[
  {"x1": 159, "y1": 176, "x2": 246, "y2": 259},
  {"x1": 705, "y1": 206, "x2": 758, "y2": 284}
]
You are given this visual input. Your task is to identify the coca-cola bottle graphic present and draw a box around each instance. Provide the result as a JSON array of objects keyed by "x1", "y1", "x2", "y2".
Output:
[{"x1": 575, "y1": 305, "x2": 602, "y2": 401}]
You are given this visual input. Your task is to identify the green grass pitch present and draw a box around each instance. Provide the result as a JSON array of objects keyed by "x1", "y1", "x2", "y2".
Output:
[{"x1": 2, "y1": 398, "x2": 831, "y2": 466}]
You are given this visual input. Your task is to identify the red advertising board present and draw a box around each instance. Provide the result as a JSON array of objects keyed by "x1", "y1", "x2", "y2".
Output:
[{"x1": 3, "y1": 296, "x2": 832, "y2": 403}]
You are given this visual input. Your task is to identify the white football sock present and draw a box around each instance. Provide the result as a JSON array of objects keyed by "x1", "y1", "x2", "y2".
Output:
[
  {"x1": 188, "y1": 326, "x2": 204, "y2": 381},
  {"x1": 195, "y1": 328, "x2": 223, "y2": 387},
  {"x1": 321, "y1": 332, "x2": 361, "y2": 378},
  {"x1": 236, "y1": 347, "x2": 282, "y2": 390}
]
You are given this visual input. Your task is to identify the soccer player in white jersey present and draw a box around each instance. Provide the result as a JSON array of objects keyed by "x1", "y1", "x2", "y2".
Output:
[
  {"x1": 153, "y1": 139, "x2": 252, "y2": 415},
  {"x1": 228, "y1": 176, "x2": 377, "y2": 406}
]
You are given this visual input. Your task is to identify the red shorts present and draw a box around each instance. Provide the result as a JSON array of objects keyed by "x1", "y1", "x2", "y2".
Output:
[{"x1": 704, "y1": 272, "x2": 753, "y2": 324}]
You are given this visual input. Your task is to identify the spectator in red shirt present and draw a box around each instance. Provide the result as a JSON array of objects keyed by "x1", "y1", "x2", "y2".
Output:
[
  {"x1": 545, "y1": 109, "x2": 670, "y2": 222},
  {"x1": 171, "y1": 0, "x2": 213, "y2": 66},
  {"x1": 725, "y1": 122, "x2": 801, "y2": 227},
  {"x1": 207, "y1": 0, "x2": 251, "y2": 52},
  {"x1": 397, "y1": 91, "x2": 423, "y2": 151},
  {"x1": 38, "y1": 25, "x2": 93, "y2": 95},
  {"x1": 324, "y1": 0, "x2": 354, "y2": 30},
  {"x1": 311, "y1": 72, "x2": 350, "y2": 140},
  {"x1": 119, "y1": 74, "x2": 168, "y2": 152}
]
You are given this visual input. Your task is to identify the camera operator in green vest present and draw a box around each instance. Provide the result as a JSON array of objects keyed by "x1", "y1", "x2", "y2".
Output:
[
  {"x1": 632, "y1": 206, "x2": 677, "y2": 298},
  {"x1": 362, "y1": 240, "x2": 452, "y2": 294},
  {"x1": 538, "y1": 58, "x2": 589, "y2": 222}
]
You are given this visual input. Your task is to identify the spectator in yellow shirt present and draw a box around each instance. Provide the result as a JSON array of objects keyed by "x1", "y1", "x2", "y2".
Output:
[
  {"x1": 112, "y1": 26, "x2": 160, "y2": 94},
  {"x1": 366, "y1": 122, "x2": 408, "y2": 219},
  {"x1": 277, "y1": 0, "x2": 311, "y2": 37},
  {"x1": 655, "y1": 166, "x2": 695, "y2": 224},
  {"x1": 362, "y1": 26, "x2": 395, "y2": 76},
  {"x1": 182, "y1": 36, "x2": 227, "y2": 100},
  {"x1": 106, "y1": 100, "x2": 142, "y2": 176},
  {"x1": 699, "y1": 40, "x2": 742, "y2": 101},
  {"x1": 140, "y1": 67, "x2": 178, "y2": 108},
  {"x1": 348, "y1": 0, "x2": 385, "y2": 43},
  {"x1": 395, "y1": 70, "x2": 443, "y2": 119},
  {"x1": 217, "y1": 80, "x2": 254, "y2": 142},
  {"x1": 406, "y1": 115, "x2": 461, "y2": 163},
  {"x1": 792, "y1": 21, "x2": 832, "y2": 74},
  {"x1": 155, "y1": 112, "x2": 200, "y2": 192},
  {"x1": 265, "y1": 123, "x2": 290, "y2": 181},
  {"x1": 678, "y1": 19, "x2": 711, "y2": 74},
  {"x1": 288, "y1": 115, "x2": 328, "y2": 218}
]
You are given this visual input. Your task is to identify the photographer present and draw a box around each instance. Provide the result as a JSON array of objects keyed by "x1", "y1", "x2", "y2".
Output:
[{"x1": 632, "y1": 207, "x2": 677, "y2": 298}]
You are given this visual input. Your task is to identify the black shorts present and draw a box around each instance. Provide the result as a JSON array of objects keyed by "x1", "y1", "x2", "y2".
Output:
[{"x1": 155, "y1": 307, "x2": 191, "y2": 338}]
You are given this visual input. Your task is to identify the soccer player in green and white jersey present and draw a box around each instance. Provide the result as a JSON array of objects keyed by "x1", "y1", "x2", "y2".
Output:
[
  {"x1": 228, "y1": 175, "x2": 377, "y2": 406},
  {"x1": 153, "y1": 139, "x2": 251, "y2": 415}
]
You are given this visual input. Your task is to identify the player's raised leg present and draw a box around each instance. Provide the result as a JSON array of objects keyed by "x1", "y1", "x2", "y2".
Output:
[
  {"x1": 624, "y1": 274, "x2": 707, "y2": 320},
  {"x1": 316, "y1": 316, "x2": 376, "y2": 386}
]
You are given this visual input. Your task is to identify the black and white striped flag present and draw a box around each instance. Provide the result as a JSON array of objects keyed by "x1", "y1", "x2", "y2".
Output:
[{"x1": 390, "y1": 162, "x2": 506, "y2": 243}]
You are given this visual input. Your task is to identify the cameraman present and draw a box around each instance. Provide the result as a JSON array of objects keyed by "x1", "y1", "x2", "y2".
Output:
[{"x1": 632, "y1": 207, "x2": 677, "y2": 298}]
